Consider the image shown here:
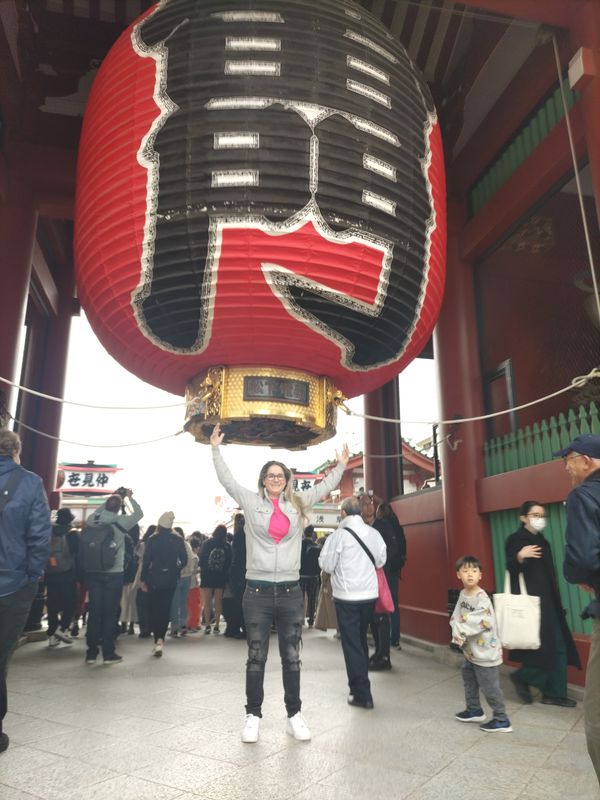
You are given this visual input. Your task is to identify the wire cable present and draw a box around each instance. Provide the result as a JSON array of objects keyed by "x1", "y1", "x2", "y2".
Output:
[
  {"x1": 11, "y1": 416, "x2": 185, "y2": 449},
  {"x1": 552, "y1": 35, "x2": 600, "y2": 330},
  {"x1": 338, "y1": 367, "x2": 600, "y2": 427},
  {"x1": 0, "y1": 375, "x2": 185, "y2": 410}
]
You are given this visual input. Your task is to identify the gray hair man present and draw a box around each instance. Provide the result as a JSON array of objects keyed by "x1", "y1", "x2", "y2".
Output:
[
  {"x1": 0, "y1": 430, "x2": 52, "y2": 754},
  {"x1": 319, "y1": 495, "x2": 386, "y2": 709},
  {"x1": 556, "y1": 434, "x2": 600, "y2": 785}
]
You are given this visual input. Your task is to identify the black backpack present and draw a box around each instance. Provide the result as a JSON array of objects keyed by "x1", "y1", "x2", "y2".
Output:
[
  {"x1": 80, "y1": 520, "x2": 124, "y2": 573},
  {"x1": 46, "y1": 534, "x2": 75, "y2": 575},
  {"x1": 207, "y1": 544, "x2": 226, "y2": 573},
  {"x1": 148, "y1": 536, "x2": 182, "y2": 589}
]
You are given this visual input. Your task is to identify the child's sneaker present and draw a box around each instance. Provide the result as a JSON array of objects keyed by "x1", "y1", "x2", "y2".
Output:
[
  {"x1": 480, "y1": 718, "x2": 512, "y2": 733},
  {"x1": 455, "y1": 709, "x2": 485, "y2": 722}
]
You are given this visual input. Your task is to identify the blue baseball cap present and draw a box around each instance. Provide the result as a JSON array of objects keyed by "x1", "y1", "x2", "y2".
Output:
[{"x1": 553, "y1": 434, "x2": 600, "y2": 459}]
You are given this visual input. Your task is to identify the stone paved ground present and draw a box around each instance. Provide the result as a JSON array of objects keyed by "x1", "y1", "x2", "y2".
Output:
[{"x1": 1, "y1": 629, "x2": 598, "y2": 800}]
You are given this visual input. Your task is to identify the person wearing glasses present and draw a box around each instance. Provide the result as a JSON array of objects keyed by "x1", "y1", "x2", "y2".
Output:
[
  {"x1": 557, "y1": 434, "x2": 600, "y2": 785},
  {"x1": 210, "y1": 423, "x2": 349, "y2": 744},
  {"x1": 505, "y1": 500, "x2": 580, "y2": 709}
]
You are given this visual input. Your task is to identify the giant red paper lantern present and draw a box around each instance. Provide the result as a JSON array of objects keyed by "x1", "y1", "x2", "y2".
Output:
[{"x1": 75, "y1": 0, "x2": 446, "y2": 448}]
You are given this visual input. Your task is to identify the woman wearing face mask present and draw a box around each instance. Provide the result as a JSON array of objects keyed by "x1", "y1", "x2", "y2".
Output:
[{"x1": 505, "y1": 500, "x2": 580, "y2": 707}]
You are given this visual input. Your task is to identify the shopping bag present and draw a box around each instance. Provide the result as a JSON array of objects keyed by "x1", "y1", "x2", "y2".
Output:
[
  {"x1": 374, "y1": 567, "x2": 394, "y2": 614},
  {"x1": 493, "y1": 571, "x2": 540, "y2": 650}
]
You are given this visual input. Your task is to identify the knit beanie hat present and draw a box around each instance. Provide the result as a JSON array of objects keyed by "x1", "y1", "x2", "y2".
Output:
[{"x1": 158, "y1": 511, "x2": 175, "y2": 529}]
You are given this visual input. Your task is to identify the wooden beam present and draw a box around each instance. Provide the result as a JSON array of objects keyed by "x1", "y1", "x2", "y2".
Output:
[
  {"x1": 477, "y1": 460, "x2": 570, "y2": 513},
  {"x1": 8, "y1": 141, "x2": 77, "y2": 218},
  {"x1": 460, "y1": 102, "x2": 586, "y2": 261},
  {"x1": 449, "y1": 36, "x2": 572, "y2": 195},
  {"x1": 461, "y1": 0, "x2": 584, "y2": 28},
  {"x1": 31, "y1": 241, "x2": 59, "y2": 317}
]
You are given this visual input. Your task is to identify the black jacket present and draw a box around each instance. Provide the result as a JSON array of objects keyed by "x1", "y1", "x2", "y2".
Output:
[
  {"x1": 229, "y1": 530, "x2": 247, "y2": 597},
  {"x1": 141, "y1": 531, "x2": 187, "y2": 590},
  {"x1": 506, "y1": 527, "x2": 580, "y2": 670},
  {"x1": 563, "y1": 470, "x2": 600, "y2": 618},
  {"x1": 200, "y1": 537, "x2": 232, "y2": 589}
]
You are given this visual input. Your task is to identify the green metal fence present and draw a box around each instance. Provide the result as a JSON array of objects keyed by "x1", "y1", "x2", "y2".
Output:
[
  {"x1": 484, "y1": 401, "x2": 600, "y2": 477},
  {"x1": 485, "y1": 401, "x2": 599, "y2": 635},
  {"x1": 469, "y1": 81, "x2": 579, "y2": 215}
]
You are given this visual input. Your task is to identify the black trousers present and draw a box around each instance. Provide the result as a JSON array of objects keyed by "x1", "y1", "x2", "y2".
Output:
[
  {"x1": 242, "y1": 581, "x2": 303, "y2": 717},
  {"x1": 0, "y1": 581, "x2": 37, "y2": 731},
  {"x1": 300, "y1": 575, "x2": 320, "y2": 625},
  {"x1": 136, "y1": 588, "x2": 151, "y2": 635},
  {"x1": 371, "y1": 613, "x2": 391, "y2": 661},
  {"x1": 86, "y1": 572, "x2": 124, "y2": 659},
  {"x1": 335, "y1": 598, "x2": 375, "y2": 704},
  {"x1": 148, "y1": 587, "x2": 176, "y2": 642},
  {"x1": 46, "y1": 579, "x2": 77, "y2": 636}
]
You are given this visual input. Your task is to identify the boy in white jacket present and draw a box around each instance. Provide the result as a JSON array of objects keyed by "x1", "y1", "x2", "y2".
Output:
[{"x1": 450, "y1": 555, "x2": 512, "y2": 732}]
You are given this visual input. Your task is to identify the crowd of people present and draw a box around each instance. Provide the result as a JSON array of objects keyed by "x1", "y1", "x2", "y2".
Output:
[{"x1": 1, "y1": 425, "x2": 600, "y2": 789}]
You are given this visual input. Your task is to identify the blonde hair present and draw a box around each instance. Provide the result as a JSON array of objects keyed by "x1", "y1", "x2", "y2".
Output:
[{"x1": 258, "y1": 460, "x2": 307, "y2": 521}]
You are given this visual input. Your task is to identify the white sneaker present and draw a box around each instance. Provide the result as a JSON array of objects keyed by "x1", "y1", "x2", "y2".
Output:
[
  {"x1": 241, "y1": 714, "x2": 260, "y2": 743},
  {"x1": 153, "y1": 642, "x2": 163, "y2": 658},
  {"x1": 286, "y1": 711, "x2": 311, "y2": 741},
  {"x1": 55, "y1": 629, "x2": 73, "y2": 644},
  {"x1": 47, "y1": 635, "x2": 60, "y2": 648}
]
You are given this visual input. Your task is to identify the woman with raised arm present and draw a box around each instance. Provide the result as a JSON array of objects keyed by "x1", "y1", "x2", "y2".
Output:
[{"x1": 210, "y1": 423, "x2": 349, "y2": 744}]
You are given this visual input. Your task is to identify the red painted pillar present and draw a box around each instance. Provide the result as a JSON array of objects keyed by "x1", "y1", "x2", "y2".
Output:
[
  {"x1": 364, "y1": 378, "x2": 402, "y2": 501},
  {"x1": 434, "y1": 200, "x2": 493, "y2": 580},
  {"x1": 571, "y1": 2, "x2": 600, "y2": 229},
  {"x1": 0, "y1": 187, "x2": 37, "y2": 417}
]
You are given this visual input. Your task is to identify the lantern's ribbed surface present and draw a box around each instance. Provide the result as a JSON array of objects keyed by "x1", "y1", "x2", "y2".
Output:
[{"x1": 75, "y1": 0, "x2": 446, "y2": 399}]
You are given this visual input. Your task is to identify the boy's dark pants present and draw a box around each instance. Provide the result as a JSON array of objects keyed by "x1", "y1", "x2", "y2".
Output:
[{"x1": 462, "y1": 659, "x2": 508, "y2": 721}]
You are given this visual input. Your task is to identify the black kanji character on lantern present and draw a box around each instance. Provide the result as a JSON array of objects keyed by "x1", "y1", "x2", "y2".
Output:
[
  {"x1": 300, "y1": 479, "x2": 312, "y2": 491},
  {"x1": 82, "y1": 473, "x2": 95, "y2": 487},
  {"x1": 134, "y1": 0, "x2": 436, "y2": 369},
  {"x1": 96, "y1": 473, "x2": 109, "y2": 488},
  {"x1": 67, "y1": 473, "x2": 81, "y2": 487}
]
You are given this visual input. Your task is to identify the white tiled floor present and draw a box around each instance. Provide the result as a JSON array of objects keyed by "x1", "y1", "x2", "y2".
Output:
[{"x1": 2, "y1": 629, "x2": 598, "y2": 799}]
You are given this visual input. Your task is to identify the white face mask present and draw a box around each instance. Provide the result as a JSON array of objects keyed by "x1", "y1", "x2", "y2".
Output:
[{"x1": 530, "y1": 517, "x2": 546, "y2": 532}]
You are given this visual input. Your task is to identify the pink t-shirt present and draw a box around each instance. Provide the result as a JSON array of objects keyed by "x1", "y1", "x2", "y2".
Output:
[{"x1": 268, "y1": 497, "x2": 290, "y2": 544}]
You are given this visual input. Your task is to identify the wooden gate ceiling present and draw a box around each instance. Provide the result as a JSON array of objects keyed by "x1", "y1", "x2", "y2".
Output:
[{"x1": 0, "y1": 1, "x2": 586, "y2": 222}]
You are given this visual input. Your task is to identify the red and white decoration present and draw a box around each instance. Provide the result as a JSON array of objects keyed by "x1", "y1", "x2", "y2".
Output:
[{"x1": 75, "y1": 0, "x2": 446, "y2": 400}]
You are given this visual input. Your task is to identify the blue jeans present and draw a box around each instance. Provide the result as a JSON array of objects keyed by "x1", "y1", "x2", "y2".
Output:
[
  {"x1": 86, "y1": 572, "x2": 124, "y2": 659},
  {"x1": 335, "y1": 598, "x2": 375, "y2": 704},
  {"x1": 242, "y1": 581, "x2": 303, "y2": 717},
  {"x1": 170, "y1": 575, "x2": 191, "y2": 631}
]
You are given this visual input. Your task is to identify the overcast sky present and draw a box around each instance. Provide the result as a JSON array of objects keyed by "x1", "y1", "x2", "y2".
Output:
[{"x1": 58, "y1": 313, "x2": 438, "y2": 532}]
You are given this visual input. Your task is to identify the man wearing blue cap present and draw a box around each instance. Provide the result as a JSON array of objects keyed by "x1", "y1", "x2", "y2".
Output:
[{"x1": 555, "y1": 433, "x2": 600, "y2": 785}]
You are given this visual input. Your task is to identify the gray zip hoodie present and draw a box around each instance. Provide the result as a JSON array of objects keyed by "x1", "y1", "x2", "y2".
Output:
[{"x1": 212, "y1": 447, "x2": 345, "y2": 583}]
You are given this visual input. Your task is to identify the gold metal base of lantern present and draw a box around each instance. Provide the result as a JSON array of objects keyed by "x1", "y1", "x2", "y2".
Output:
[{"x1": 184, "y1": 366, "x2": 343, "y2": 449}]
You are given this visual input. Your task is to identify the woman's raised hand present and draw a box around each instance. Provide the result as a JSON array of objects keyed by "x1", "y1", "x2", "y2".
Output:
[
  {"x1": 210, "y1": 423, "x2": 224, "y2": 448},
  {"x1": 336, "y1": 443, "x2": 350, "y2": 466},
  {"x1": 517, "y1": 544, "x2": 542, "y2": 562}
]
